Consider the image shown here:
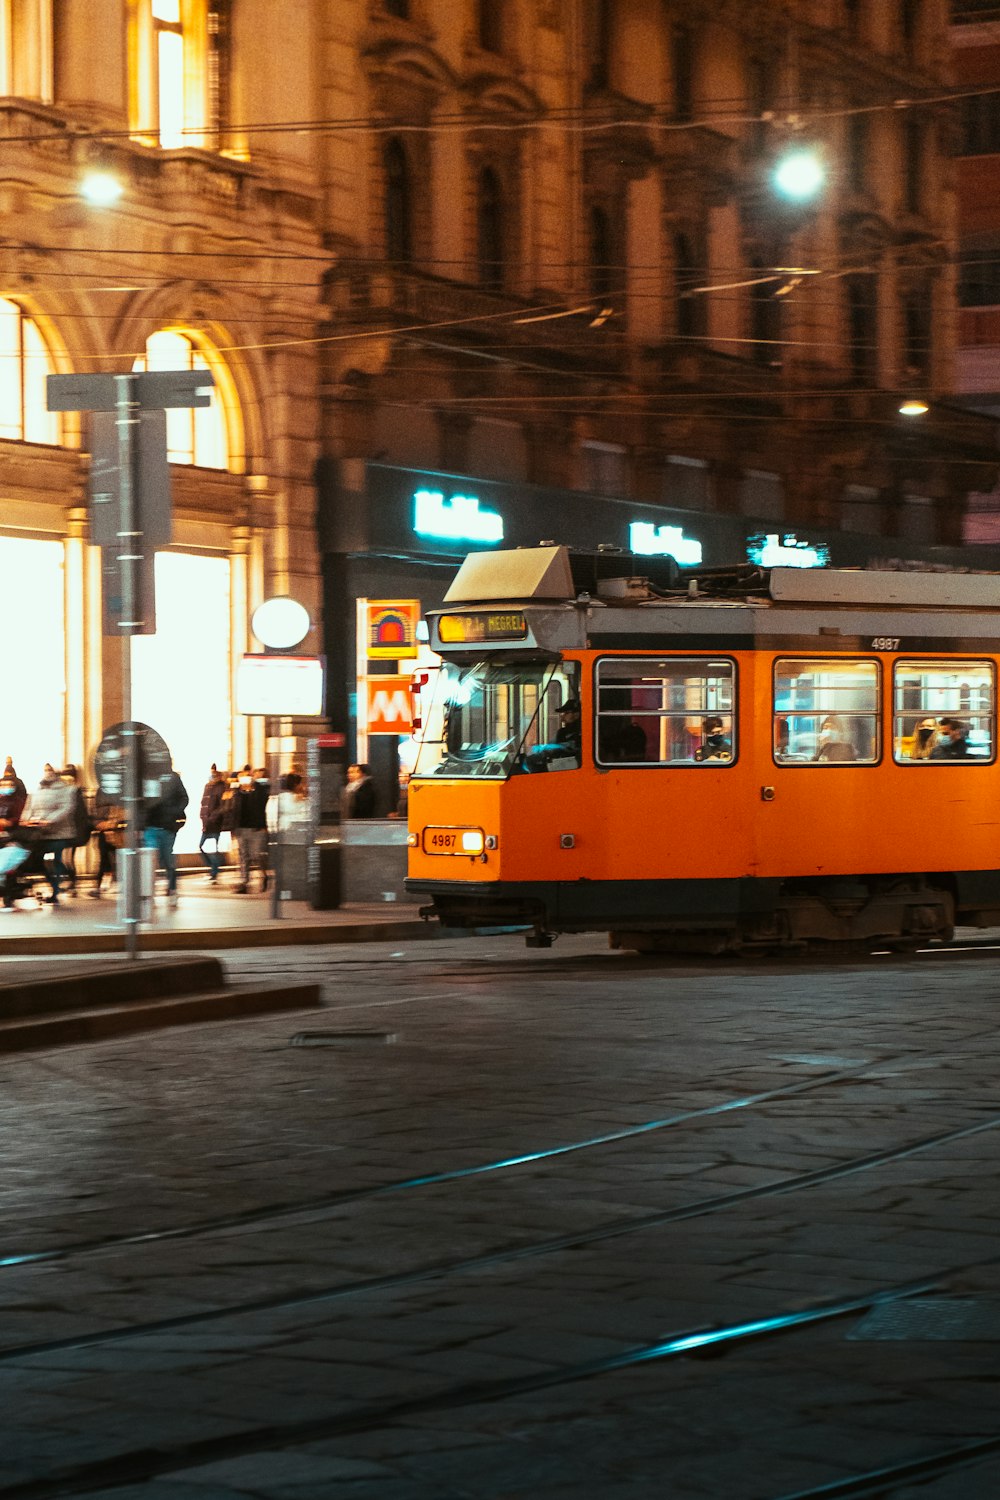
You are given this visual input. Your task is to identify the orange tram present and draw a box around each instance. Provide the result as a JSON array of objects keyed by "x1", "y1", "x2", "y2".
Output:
[{"x1": 405, "y1": 545, "x2": 1000, "y2": 952}]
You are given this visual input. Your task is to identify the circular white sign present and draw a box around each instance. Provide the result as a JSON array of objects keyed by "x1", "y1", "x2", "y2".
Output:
[{"x1": 251, "y1": 596, "x2": 311, "y2": 650}]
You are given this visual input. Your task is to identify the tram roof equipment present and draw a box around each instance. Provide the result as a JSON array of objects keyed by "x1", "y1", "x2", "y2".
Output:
[{"x1": 443, "y1": 546, "x2": 1000, "y2": 612}]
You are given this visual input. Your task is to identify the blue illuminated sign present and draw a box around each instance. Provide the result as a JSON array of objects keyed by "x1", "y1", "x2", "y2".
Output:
[
  {"x1": 746, "y1": 533, "x2": 830, "y2": 569},
  {"x1": 413, "y1": 489, "x2": 504, "y2": 546},
  {"x1": 629, "y1": 521, "x2": 703, "y2": 565}
]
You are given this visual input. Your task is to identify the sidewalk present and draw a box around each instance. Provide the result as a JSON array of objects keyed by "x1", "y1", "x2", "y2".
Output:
[{"x1": 0, "y1": 872, "x2": 430, "y2": 955}]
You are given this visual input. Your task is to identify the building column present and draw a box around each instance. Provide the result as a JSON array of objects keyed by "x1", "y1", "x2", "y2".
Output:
[
  {"x1": 230, "y1": 524, "x2": 252, "y2": 772},
  {"x1": 63, "y1": 507, "x2": 88, "y2": 770},
  {"x1": 52, "y1": 0, "x2": 126, "y2": 124}
]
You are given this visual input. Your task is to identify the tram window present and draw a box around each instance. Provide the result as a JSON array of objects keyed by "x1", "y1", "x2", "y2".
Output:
[
  {"x1": 411, "y1": 659, "x2": 581, "y2": 778},
  {"x1": 594, "y1": 657, "x2": 735, "y2": 766},
  {"x1": 773, "y1": 658, "x2": 879, "y2": 764},
  {"x1": 892, "y1": 660, "x2": 995, "y2": 764}
]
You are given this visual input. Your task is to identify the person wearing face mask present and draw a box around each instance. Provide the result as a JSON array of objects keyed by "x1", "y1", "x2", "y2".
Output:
[
  {"x1": 930, "y1": 717, "x2": 971, "y2": 760},
  {"x1": 20, "y1": 763, "x2": 76, "y2": 904},
  {"x1": 225, "y1": 764, "x2": 269, "y2": 894},
  {"x1": 812, "y1": 716, "x2": 856, "y2": 763},
  {"x1": 0, "y1": 762, "x2": 29, "y2": 909}
]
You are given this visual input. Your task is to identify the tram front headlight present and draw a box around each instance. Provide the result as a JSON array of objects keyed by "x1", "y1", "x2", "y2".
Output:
[{"x1": 461, "y1": 830, "x2": 485, "y2": 854}]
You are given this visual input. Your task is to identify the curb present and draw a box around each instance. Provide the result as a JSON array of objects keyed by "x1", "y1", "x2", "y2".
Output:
[{"x1": 0, "y1": 918, "x2": 435, "y2": 957}]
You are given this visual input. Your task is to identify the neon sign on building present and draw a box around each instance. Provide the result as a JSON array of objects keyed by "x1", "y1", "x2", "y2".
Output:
[
  {"x1": 629, "y1": 521, "x2": 703, "y2": 565},
  {"x1": 413, "y1": 490, "x2": 504, "y2": 545},
  {"x1": 746, "y1": 533, "x2": 830, "y2": 569}
]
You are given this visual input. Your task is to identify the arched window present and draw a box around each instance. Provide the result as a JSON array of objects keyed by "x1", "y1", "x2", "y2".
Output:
[
  {"x1": 477, "y1": 167, "x2": 505, "y2": 291},
  {"x1": 384, "y1": 138, "x2": 413, "y2": 267},
  {"x1": 477, "y1": 0, "x2": 503, "y2": 53},
  {"x1": 0, "y1": 298, "x2": 58, "y2": 444},
  {"x1": 589, "y1": 205, "x2": 614, "y2": 302},
  {"x1": 133, "y1": 330, "x2": 232, "y2": 468}
]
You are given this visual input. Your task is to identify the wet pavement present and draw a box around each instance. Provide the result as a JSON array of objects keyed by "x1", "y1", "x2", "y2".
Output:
[{"x1": 0, "y1": 932, "x2": 999, "y2": 1497}]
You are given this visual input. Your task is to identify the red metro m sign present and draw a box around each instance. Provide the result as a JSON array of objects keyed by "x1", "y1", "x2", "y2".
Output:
[{"x1": 365, "y1": 676, "x2": 414, "y2": 736}]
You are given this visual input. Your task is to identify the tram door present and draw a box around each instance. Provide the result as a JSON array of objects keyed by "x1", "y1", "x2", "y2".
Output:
[{"x1": 761, "y1": 655, "x2": 881, "y2": 875}]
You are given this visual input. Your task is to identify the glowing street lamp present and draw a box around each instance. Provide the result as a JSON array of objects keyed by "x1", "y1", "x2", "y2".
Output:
[
  {"x1": 899, "y1": 398, "x2": 929, "y2": 417},
  {"x1": 773, "y1": 147, "x2": 825, "y2": 203},
  {"x1": 80, "y1": 171, "x2": 123, "y2": 207}
]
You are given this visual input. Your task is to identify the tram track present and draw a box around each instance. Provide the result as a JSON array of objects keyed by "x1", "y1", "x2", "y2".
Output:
[
  {"x1": 770, "y1": 1435, "x2": 1000, "y2": 1498},
  {"x1": 1, "y1": 1106, "x2": 996, "y2": 1364},
  {"x1": 0, "y1": 1262, "x2": 994, "y2": 1500},
  {"x1": 0, "y1": 1060, "x2": 884, "y2": 1271}
]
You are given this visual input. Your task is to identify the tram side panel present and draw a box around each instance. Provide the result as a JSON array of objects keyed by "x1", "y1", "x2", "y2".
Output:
[{"x1": 754, "y1": 649, "x2": 1000, "y2": 889}]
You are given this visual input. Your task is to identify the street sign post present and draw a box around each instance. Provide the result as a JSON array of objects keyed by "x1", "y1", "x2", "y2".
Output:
[{"x1": 47, "y1": 369, "x2": 214, "y2": 958}]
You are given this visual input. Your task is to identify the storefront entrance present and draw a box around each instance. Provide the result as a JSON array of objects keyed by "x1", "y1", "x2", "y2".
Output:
[
  {"x1": 0, "y1": 535, "x2": 65, "y2": 786},
  {"x1": 130, "y1": 552, "x2": 232, "y2": 854}
]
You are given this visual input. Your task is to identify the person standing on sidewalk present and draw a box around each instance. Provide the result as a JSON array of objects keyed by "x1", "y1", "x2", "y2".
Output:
[
  {"x1": 60, "y1": 765, "x2": 93, "y2": 897},
  {"x1": 198, "y1": 764, "x2": 227, "y2": 883},
  {"x1": 227, "y1": 765, "x2": 269, "y2": 894},
  {"x1": 0, "y1": 761, "x2": 28, "y2": 908},
  {"x1": 20, "y1": 763, "x2": 75, "y2": 904},
  {"x1": 141, "y1": 764, "x2": 189, "y2": 909}
]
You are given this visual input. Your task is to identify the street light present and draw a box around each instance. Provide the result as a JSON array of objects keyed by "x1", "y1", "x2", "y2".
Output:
[
  {"x1": 251, "y1": 596, "x2": 311, "y2": 651},
  {"x1": 80, "y1": 171, "x2": 123, "y2": 207},
  {"x1": 899, "y1": 398, "x2": 929, "y2": 417},
  {"x1": 773, "y1": 147, "x2": 825, "y2": 203}
]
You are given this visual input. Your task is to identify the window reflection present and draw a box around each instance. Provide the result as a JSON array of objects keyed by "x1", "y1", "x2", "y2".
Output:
[{"x1": 773, "y1": 658, "x2": 879, "y2": 764}]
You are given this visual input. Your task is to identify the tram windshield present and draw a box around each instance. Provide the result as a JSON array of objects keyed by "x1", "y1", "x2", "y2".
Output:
[{"x1": 412, "y1": 659, "x2": 581, "y2": 779}]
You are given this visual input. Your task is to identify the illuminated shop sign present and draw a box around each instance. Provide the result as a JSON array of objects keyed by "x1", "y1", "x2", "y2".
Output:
[
  {"x1": 629, "y1": 521, "x2": 703, "y2": 565},
  {"x1": 746, "y1": 533, "x2": 830, "y2": 569},
  {"x1": 413, "y1": 489, "x2": 504, "y2": 546}
]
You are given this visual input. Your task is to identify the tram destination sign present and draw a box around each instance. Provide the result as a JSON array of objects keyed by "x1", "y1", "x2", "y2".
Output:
[{"x1": 437, "y1": 611, "x2": 528, "y2": 644}]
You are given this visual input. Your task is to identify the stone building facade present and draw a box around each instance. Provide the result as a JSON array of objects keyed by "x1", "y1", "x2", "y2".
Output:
[
  {"x1": 2, "y1": 1, "x2": 995, "y2": 801},
  {"x1": 1, "y1": 0, "x2": 322, "y2": 811}
]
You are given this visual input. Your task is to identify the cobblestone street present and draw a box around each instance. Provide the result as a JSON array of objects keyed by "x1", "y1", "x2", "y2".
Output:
[{"x1": 1, "y1": 934, "x2": 999, "y2": 1498}]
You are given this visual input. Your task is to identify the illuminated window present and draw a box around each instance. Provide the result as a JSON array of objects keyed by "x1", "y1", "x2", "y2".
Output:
[
  {"x1": 133, "y1": 330, "x2": 230, "y2": 468},
  {"x1": 893, "y1": 660, "x2": 995, "y2": 764},
  {"x1": 131, "y1": 1, "x2": 218, "y2": 151},
  {"x1": 0, "y1": 0, "x2": 11, "y2": 94},
  {"x1": 152, "y1": 0, "x2": 184, "y2": 146},
  {"x1": 131, "y1": 551, "x2": 232, "y2": 852},
  {"x1": 0, "y1": 298, "x2": 59, "y2": 444},
  {"x1": 773, "y1": 659, "x2": 879, "y2": 765},
  {"x1": 595, "y1": 658, "x2": 735, "y2": 766},
  {"x1": 0, "y1": 537, "x2": 65, "y2": 775}
]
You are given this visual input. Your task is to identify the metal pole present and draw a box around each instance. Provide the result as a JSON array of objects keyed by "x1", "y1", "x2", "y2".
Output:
[
  {"x1": 269, "y1": 739, "x2": 282, "y2": 919},
  {"x1": 116, "y1": 374, "x2": 142, "y2": 961}
]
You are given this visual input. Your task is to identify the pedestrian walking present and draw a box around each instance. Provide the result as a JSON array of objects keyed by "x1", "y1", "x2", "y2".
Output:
[
  {"x1": 89, "y1": 788, "x2": 125, "y2": 899},
  {"x1": 60, "y1": 765, "x2": 93, "y2": 896},
  {"x1": 0, "y1": 761, "x2": 29, "y2": 909},
  {"x1": 341, "y1": 762, "x2": 377, "y2": 819},
  {"x1": 226, "y1": 765, "x2": 269, "y2": 894},
  {"x1": 141, "y1": 762, "x2": 189, "y2": 908},
  {"x1": 199, "y1": 764, "x2": 228, "y2": 883},
  {"x1": 20, "y1": 763, "x2": 76, "y2": 904}
]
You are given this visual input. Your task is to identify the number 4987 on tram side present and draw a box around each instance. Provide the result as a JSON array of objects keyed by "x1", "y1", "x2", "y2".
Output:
[{"x1": 405, "y1": 545, "x2": 1000, "y2": 953}]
